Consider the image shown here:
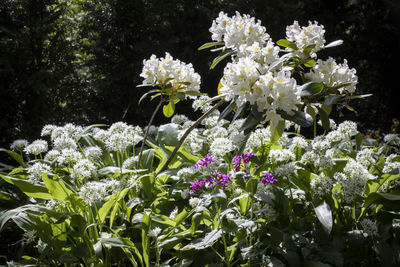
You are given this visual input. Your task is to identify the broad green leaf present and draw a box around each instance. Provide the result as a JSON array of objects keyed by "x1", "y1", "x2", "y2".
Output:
[
  {"x1": 42, "y1": 174, "x2": 74, "y2": 202},
  {"x1": 270, "y1": 120, "x2": 286, "y2": 141},
  {"x1": 99, "y1": 237, "x2": 130, "y2": 248},
  {"x1": 0, "y1": 174, "x2": 52, "y2": 200},
  {"x1": 314, "y1": 201, "x2": 333, "y2": 234},
  {"x1": 276, "y1": 39, "x2": 298, "y2": 50},
  {"x1": 299, "y1": 82, "x2": 324, "y2": 97},
  {"x1": 239, "y1": 113, "x2": 260, "y2": 135},
  {"x1": 219, "y1": 100, "x2": 236, "y2": 121},
  {"x1": 163, "y1": 101, "x2": 175, "y2": 118},
  {"x1": 304, "y1": 59, "x2": 316, "y2": 67},
  {"x1": 157, "y1": 123, "x2": 179, "y2": 147},
  {"x1": 140, "y1": 149, "x2": 154, "y2": 171},
  {"x1": 198, "y1": 42, "x2": 224, "y2": 50}
]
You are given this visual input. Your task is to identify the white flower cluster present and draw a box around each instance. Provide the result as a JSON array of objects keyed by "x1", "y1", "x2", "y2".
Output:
[
  {"x1": 360, "y1": 218, "x2": 378, "y2": 237},
  {"x1": 209, "y1": 11, "x2": 270, "y2": 52},
  {"x1": 383, "y1": 154, "x2": 400, "y2": 173},
  {"x1": 72, "y1": 159, "x2": 96, "y2": 180},
  {"x1": 311, "y1": 174, "x2": 333, "y2": 197},
  {"x1": 285, "y1": 20, "x2": 326, "y2": 58},
  {"x1": 306, "y1": 57, "x2": 358, "y2": 93},
  {"x1": 98, "y1": 122, "x2": 143, "y2": 153},
  {"x1": 27, "y1": 162, "x2": 51, "y2": 183},
  {"x1": 140, "y1": 52, "x2": 201, "y2": 96},
  {"x1": 356, "y1": 148, "x2": 376, "y2": 169},
  {"x1": 334, "y1": 172, "x2": 366, "y2": 203},
  {"x1": 79, "y1": 179, "x2": 123, "y2": 205},
  {"x1": 384, "y1": 134, "x2": 400, "y2": 146},
  {"x1": 24, "y1": 140, "x2": 48, "y2": 155},
  {"x1": 10, "y1": 139, "x2": 29, "y2": 151}
]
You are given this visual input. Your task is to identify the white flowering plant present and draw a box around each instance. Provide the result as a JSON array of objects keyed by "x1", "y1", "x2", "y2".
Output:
[
  {"x1": 0, "y1": 11, "x2": 400, "y2": 267},
  {"x1": 200, "y1": 12, "x2": 371, "y2": 139}
]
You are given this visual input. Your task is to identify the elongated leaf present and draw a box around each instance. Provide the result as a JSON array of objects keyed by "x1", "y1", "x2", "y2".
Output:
[
  {"x1": 140, "y1": 149, "x2": 154, "y2": 170},
  {"x1": 270, "y1": 120, "x2": 286, "y2": 141},
  {"x1": 299, "y1": 82, "x2": 324, "y2": 97},
  {"x1": 276, "y1": 39, "x2": 298, "y2": 50},
  {"x1": 239, "y1": 113, "x2": 260, "y2": 135},
  {"x1": 0, "y1": 174, "x2": 52, "y2": 200},
  {"x1": 139, "y1": 89, "x2": 161, "y2": 105},
  {"x1": 314, "y1": 201, "x2": 333, "y2": 234},
  {"x1": 219, "y1": 100, "x2": 236, "y2": 121},
  {"x1": 210, "y1": 51, "x2": 233, "y2": 69},
  {"x1": 0, "y1": 148, "x2": 26, "y2": 167},
  {"x1": 317, "y1": 107, "x2": 330, "y2": 131},
  {"x1": 181, "y1": 229, "x2": 223, "y2": 250},
  {"x1": 99, "y1": 237, "x2": 130, "y2": 248},
  {"x1": 277, "y1": 110, "x2": 313, "y2": 127},
  {"x1": 198, "y1": 42, "x2": 224, "y2": 50}
]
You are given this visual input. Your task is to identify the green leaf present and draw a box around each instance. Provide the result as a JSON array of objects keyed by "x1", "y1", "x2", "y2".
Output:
[
  {"x1": 239, "y1": 113, "x2": 261, "y2": 135},
  {"x1": 210, "y1": 51, "x2": 234, "y2": 70},
  {"x1": 277, "y1": 110, "x2": 313, "y2": 127},
  {"x1": 314, "y1": 201, "x2": 333, "y2": 234},
  {"x1": 270, "y1": 120, "x2": 286, "y2": 141},
  {"x1": 163, "y1": 101, "x2": 175, "y2": 118},
  {"x1": 156, "y1": 123, "x2": 179, "y2": 147},
  {"x1": 324, "y1": 95, "x2": 340, "y2": 106},
  {"x1": 140, "y1": 149, "x2": 154, "y2": 171},
  {"x1": 139, "y1": 89, "x2": 161, "y2": 105},
  {"x1": 198, "y1": 42, "x2": 224, "y2": 50},
  {"x1": 317, "y1": 107, "x2": 330, "y2": 131},
  {"x1": 299, "y1": 82, "x2": 324, "y2": 97},
  {"x1": 181, "y1": 229, "x2": 223, "y2": 250},
  {"x1": 219, "y1": 100, "x2": 236, "y2": 121},
  {"x1": 304, "y1": 59, "x2": 316, "y2": 67},
  {"x1": 0, "y1": 174, "x2": 52, "y2": 200},
  {"x1": 42, "y1": 174, "x2": 74, "y2": 202},
  {"x1": 276, "y1": 39, "x2": 298, "y2": 50},
  {"x1": 0, "y1": 148, "x2": 26, "y2": 167},
  {"x1": 99, "y1": 237, "x2": 130, "y2": 248}
]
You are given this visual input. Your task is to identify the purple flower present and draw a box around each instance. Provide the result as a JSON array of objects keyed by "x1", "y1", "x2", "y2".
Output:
[
  {"x1": 260, "y1": 172, "x2": 277, "y2": 184},
  {"x1": 195, "y1": 154, "x2": 216, "y2": 170},
  {"x1": 189, "y1": 180, "x2": 205, "y2": 194},
  {"x1": 232, "y1": 152, "x2": 257, "y2": 171},
  {"x1": 213, "y1": 172, "x2": 232, "y2": 188}
]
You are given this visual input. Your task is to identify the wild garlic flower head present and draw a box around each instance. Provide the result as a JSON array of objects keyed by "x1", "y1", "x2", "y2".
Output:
[
  {"x1": 209, "y1": 11, "x2": 270, "y2": 52},
  {"x1": 360, "y1": 218, "x2": 378, "y2": 237},
  {"x1": 356, "y1": 148, "x2": 376, "y2": 169},
  {"x1": 50, "y1": 124, "x2": 84, "y2": 142},
  {"x1": 177, "y1": 167, "x2": 196, "y2": 179},
  {"x1": 10, "y1": 139, "x2": 29, "y2": 151},
  {"x1": 286, "y1": 20, "x2": 326, "y2": 57},
  {"x1": 344, "y1": 158, "x2": 376, "y2": 181},
  {"x1": 289, "y1": 136, "x2": 308, "y2": 151},
  {"x1": 205, "y1": 126, "x2": 228, "y2": 143},
  {"x1": 192, "y1": 95, "x2": 212, "y2": 112},
  {"x1": 57, "y1": 148, "x2": 82, "y2": 165},
  {"x1": 84, "y1": 146, "x2": 103, "y2": 161},
  {"x1": 44, "y1": 149, "x2": 60, "y2": 162},
  {"x1": 79, "y1": 181, "x2": 107, "y2": 205},
  {"x1": 269, "y1": 149, "x2": 295, "y2": 165},
  {"x1": 121, "y1": 156, "x2": 137, "y2": 170},
  {"x1": 383, "y1": 154, "x2": 400, "y2": 173},
  {"x1": 171, "y1": 114, "x2": 189, "y2": 126},
  {"x1": 273, "y1": 162, "x2": 298, "y2": 179},
  {"x1": 306, "y1": 57, "x2": 358, "y2": 93},
  {"x1": 53, "y1": 135, "x2": 77, "y2": 151},
  {"x1": 24, "y1": 140, "x2": 48, "y2": 155},
  {"x1": 27, "y1": 162, "x2": 51, "y2": 183},
  {"x1": 140, "y1": 52, "x2": 201, "y2": 96},
  {"x1": 41, "y1": 124, "x2": 57, "y2": 137},
  {"x1": 210, "y1": 137, "x2": 234, "y2": 157},
  {"x1": 148, "y1": 227, "x2": 162, "y2": 238},
  {"x1": 104, "y1": 122, "x2": 142, "y2": 153},
  {"x1": 384, "y1": 134, "x2": 400, "y2": 146},
  {"x1": 179, "y1": 129, "x2": 203, "y2": 154},
  {"x1": 311, "y1": 174, "x2": 333, "y2": 197},
  {"x1": 72, "y1": 159, "x2": 96, "y2": 180},
  {"x1": 93, "y1": 129, "x2": 109, "y2": 143},
  {"x1": 246, "y1": 127, "x2": 271, "y2": 151},
  {"x1": 334, "y1": 172, "x2": 366, "y2": 203}
]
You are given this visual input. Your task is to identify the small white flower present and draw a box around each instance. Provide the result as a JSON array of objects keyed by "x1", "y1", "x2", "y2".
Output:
[
  {"x1": 79, "y1": 181, "x2": 107, "y2": 205},
  {"x1": 84, "y1": 146, "x2": 103, "y2": 161},
  {"x1": 311, "y1": 174, "x2": 333, "y2": 197},
  {"x1": 44, "y1": 150, "x2": 60, "y2": 162},
  {"x1": 24, "y1": 140, "x2": 48, "y2": 155},
  {"x1": 171, "y1": 114, "x2": 189, "y2": 125},
  {"x1": 41, "y1": 124, "x2": 57, "y2": 137},
  {"x1": 27, "y1": 162, "x2": 51, "y2": 183},
  {"x1": 122, "y1": 156, "x2": 139, "y2": 170},
  {"x1": 356, "y1": 148, "x2": 376, "y2": 169},
  {"x1": 57, "y1": 148, "x2": 83, "y2": 165},
  {"x1": 269, "y1": 149, "x2": 295, "y2": 165},
  {"x1": 169, "y1": 207, "x2": 178, "y2": 219},
  {"x1": 210, "y1": 137, "x2": 234, "y2": 157},
  {"x1": 383, "y1": 154, "x2": 400, "y2": 173},
  {"x1": 72, "y1": 159, "x2": 96, "y2": 180},
  {"x1": 53, "y1": 135, "x2": 77, "y2": 151},
  {"x1": 147, "y1": 227, "x2": 162, "y2": 238},
  {"x1": 189, "y1": 197, "x2": 200, "y2": 208},
  {"x1": 384, "y1": 134, "x2": 400, "y2": 146},
  {"x1": 10, "y1": 139, "x2": 29, "y2": 151}
]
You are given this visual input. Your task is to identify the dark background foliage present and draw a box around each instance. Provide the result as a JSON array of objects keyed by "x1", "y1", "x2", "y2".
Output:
[{"x1": 1, "y1": 0, "x2": 399, "y2": 151}]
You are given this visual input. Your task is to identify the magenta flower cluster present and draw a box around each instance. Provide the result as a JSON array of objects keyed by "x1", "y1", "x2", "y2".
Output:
[
  {"x1": 232, "y1": 152, "x2": 257, "y2": 171},
  {"x1": 195, "y1": 154, "x2": 216, "y2": 170},
  {"x1": 260, "y1": 172, "x2": 277, "y2": 184},
  {"x1": 189, "y1": 172, "x2": 232, "y2": 195}
]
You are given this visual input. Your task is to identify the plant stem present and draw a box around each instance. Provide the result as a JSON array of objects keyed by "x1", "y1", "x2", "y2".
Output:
[
  {"x1": 157, "y1": 99, "x2": 225, "y2": 175},
  {"x1": 137, "y1": 97, "x2": 165, "y2": 169}
]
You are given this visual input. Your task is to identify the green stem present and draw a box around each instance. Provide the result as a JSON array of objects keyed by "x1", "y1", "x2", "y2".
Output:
[
  {"x1": 157, "y1": 99, "x2": 225, "y2": 175},
  {"x1": 137, "y1": 97, "x2": 165, "y2": 169}
]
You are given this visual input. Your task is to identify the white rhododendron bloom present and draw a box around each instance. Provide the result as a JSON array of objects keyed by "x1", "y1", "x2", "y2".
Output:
[
  {"x1": 24, "y1": 139, "x2": 48, "y2": 155},
  {"x1": 285, "y1": 20, "x2": 326, "y2": 57},
  {"x1": 140, "y1": 52, "x2": 201, "y2": 96},
  {"x1": 209, "y1": 11, "x2": 269, "y2": 52},
  {"x1": 306, "y1": 57, "x2": 358, "y2": 93}
]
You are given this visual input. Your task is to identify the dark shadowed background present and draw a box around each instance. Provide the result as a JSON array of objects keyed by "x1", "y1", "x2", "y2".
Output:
[{"x1": 1, "y1": 0, "x2": 399, "y2": 155}]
